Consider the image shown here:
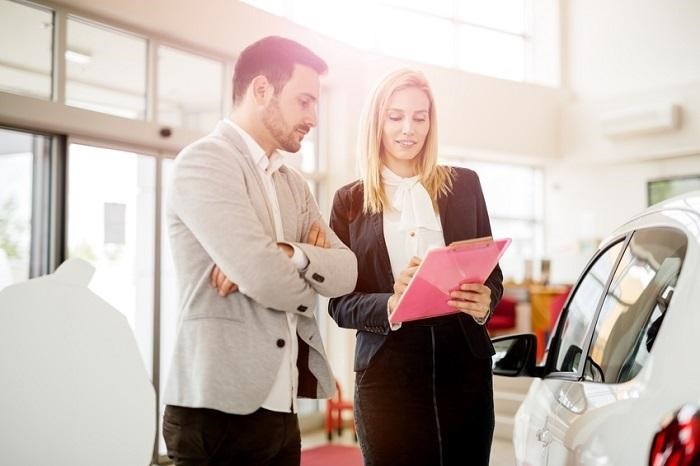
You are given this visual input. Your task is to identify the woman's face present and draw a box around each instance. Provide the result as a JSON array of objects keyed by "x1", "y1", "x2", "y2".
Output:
[{"x1": 381, "y1": 86, "x2": 431, "y2": 170}]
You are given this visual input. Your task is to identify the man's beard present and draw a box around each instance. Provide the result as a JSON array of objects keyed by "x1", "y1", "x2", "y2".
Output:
[{"x1": 262, "y1": 98, "x2": 308, "y2": 153}]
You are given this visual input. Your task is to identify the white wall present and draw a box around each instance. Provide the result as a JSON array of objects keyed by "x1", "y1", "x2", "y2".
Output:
[
  {"x1": 547, "y1": 0, "x2": 700, "y2": 283},
  {"x1": 565, "y1": 0, "x2": 700, "y2": 99},
  {"x1": 545, "y1": 154, "x2": 700, "y2": 283}
]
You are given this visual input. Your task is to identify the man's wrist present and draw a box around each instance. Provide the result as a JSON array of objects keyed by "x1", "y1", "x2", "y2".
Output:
[{"x1": 277, "y1": 242, "x2": 309, "y2": 271}]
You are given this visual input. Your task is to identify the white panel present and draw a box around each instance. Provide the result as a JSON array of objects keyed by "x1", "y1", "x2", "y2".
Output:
[{"x1": 0, "y1": 259, "x2": 155, "y2": 466}]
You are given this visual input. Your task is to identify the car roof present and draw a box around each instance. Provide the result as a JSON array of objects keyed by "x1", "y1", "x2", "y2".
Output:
[{"x1": 609, "y1": 190, "x2": 700, "y2": 237}]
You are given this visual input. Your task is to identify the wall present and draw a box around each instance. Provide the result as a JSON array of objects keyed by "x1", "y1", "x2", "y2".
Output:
[
  {"x1": 545, "y1": 154, "x2": 700, "y2": 283},
  {"x1": 565, "y1": 0, "x2": 700, "y2": 99},
  {"x1": 547, "y1": 0, "x2": 700, "y2": 283}
]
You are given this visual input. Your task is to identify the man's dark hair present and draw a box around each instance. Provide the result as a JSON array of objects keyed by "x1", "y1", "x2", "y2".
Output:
[{"x1": 232, "y1": 36, "x2": 327, "y2": 105}]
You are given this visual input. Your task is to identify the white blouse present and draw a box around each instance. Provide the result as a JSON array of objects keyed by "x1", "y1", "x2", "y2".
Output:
[
  {"x1": 381, "y1": 165, "x2": 445, "y2": 281},
  {"x1": 382, "y1": 166, "x2": 445, "y2": 330}
]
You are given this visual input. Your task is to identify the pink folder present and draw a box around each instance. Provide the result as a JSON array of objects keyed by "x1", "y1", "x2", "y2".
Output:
[{"x1": 389, "y1": 237, "x2": 511, "y2": 324}]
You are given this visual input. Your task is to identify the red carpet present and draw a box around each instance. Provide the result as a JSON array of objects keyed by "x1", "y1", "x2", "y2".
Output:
[{"x1": 301, "y1": 444, "x2": 363, "y2": 466}]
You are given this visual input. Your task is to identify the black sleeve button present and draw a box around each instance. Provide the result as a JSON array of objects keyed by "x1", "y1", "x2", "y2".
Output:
[
  {"x1": 276, "y1": 339, "x2": 285, "y2": 348},
  {"x1": 312, "y1": 273, "x2": 325, "y2": 283},
  {"x1": 297, "y1": 305, "x2": 307, "y2": 313}
]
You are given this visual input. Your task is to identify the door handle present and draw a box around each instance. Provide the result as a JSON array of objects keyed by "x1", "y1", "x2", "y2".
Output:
[{"x1": 536, "y1": 428, "x2": 552, "y2": 446}]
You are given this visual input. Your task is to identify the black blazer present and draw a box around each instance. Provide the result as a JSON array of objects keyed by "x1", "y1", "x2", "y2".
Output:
[{"x1": 328, "y1": 167, "x2": 503, "y2": 371}]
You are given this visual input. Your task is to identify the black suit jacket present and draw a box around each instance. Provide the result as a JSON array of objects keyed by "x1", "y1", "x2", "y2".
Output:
[{"x1": 328, "y1": 167, "x2": 503, "y2": 371}]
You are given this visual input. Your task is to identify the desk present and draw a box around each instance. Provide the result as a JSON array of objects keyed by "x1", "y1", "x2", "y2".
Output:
[{"x1": 529, "y1": 285, "x2": 570, "y2": 361}]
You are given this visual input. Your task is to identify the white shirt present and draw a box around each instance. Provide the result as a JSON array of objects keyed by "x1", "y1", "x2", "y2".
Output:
[
  {"x1": 382, "y1": 166, "x2": 445, "y2": 329},
  {"x1": 225, "y1": 119, "x2": 307, "y2": 413}
]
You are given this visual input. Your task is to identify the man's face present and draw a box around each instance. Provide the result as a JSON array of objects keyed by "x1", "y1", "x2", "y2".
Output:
[{"x1": 262, "y1": 64, "x2": 320, "y2": 153}]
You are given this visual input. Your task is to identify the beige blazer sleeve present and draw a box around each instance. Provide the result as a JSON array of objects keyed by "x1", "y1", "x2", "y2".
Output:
[{"x1": 289, "y1": 179, "x2": 357, "y2": 298}]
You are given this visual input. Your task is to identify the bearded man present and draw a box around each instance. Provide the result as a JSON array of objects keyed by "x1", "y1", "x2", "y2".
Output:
[{"x1": 162, "y1": 36, "x2": 357, "y2": 466}]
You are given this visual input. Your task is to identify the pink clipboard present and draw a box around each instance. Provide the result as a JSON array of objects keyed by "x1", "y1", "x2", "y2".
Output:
[{"x1": 389, "y1": 237, "x2": 511, "y2": 324}]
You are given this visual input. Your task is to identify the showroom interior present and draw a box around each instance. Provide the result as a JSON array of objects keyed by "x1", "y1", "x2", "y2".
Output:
[{"x1": 1, "y1": 0, "x2": 700, "y2": 464}]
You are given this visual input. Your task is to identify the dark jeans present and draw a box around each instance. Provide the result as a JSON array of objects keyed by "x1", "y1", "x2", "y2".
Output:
[
  {"x1": 163, "y1": 405, "x2": 300, "y2": 466},
  {"x1": 354, "y1": 317, "x2": 495, "y2": 466}
]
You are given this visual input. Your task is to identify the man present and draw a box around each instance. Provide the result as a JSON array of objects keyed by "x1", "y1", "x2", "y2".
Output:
[{"x1": 162, "y1": 36, "x2": 357, "y2": 466}]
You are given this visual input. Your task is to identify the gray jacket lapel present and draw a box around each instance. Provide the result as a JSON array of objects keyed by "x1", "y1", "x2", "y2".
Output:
[
  {"x1": 214, "y1": 121, "x2": 278, "y2": 239},
  {"x1": 273, "y1": 168, "x2": 300, "y2": 242}
]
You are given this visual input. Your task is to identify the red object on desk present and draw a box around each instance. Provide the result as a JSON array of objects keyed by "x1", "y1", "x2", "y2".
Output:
[
  {"x1": 549, "y1": 286, "x2": 571, "y2": 330},
  {"x1": 325, "y1": 380, "x2": 355, "y2": 442},
  {"x1": 486, "y1": 297, "x2": 517, "y2": 333}
]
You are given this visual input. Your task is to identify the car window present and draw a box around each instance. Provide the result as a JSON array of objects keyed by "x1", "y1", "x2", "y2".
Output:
[
  {"x1": 553, "y1": 240, "x2": 626, "y2": 374},
  {"x1": 583, "y1": 227, "x2": 687, "y2": 384}
]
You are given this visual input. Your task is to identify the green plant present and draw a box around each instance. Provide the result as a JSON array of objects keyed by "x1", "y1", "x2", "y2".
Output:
[{"x1": 0, "y1": 197, "x2": 26, "y2": 259}]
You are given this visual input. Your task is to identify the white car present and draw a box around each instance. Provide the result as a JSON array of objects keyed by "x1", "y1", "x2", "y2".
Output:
[{"x1": 491, "y1": 191, "x2": 700, "y2": 466}]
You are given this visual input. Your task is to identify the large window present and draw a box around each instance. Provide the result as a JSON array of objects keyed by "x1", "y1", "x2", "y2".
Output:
[
  {"x1": 157, "y1": 46, "x2": 225, "y2": 132},
  {"x1": 1, "y1": 1, "x2": 228, "y2": 129},
  {"x1": 66, "y1": 17, "x2": 148, "y2": 119},
  {"x1": 0, "y1": 129, "x2": 35, "y2": 288},
  {"x1": 241, "y1": 0, "x2": 548, "y2": 83},
  {"x1": 444, "y1": 158, "x2": 544, "y2": 283},
  {"x1": 0, "y1": 0, "x2": 53, "y2": 99},
  {"x1": 0, "y1": 127, "x2": 52, "y2": 290},
  {"x1": 66, "y1": 143, "x2": 156, "y2": 376},
  {"x1": 1, "y1": 2, "x2": 330, "y2": 463}
]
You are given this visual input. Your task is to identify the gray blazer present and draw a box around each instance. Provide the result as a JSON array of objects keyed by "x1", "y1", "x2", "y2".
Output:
[{"x1": 163, "y1": 121, "x2": 357, "y2": 415}]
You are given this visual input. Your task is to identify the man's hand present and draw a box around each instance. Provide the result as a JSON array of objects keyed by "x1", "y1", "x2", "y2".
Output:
[
  {"x1": 306, "y1": 222, "x2": 330, "y2": 248},
  {"x1": 211, "y1": 264, "x2": 238, "y2": 297},
  {"x1": 388, "y1": 256, "x2": 421, "y2": 312}
]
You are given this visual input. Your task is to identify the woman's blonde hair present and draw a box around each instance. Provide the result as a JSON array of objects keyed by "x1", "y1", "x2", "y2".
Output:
[{"x1": 358, "y1": 69, "x2": 453, "y2": 214}]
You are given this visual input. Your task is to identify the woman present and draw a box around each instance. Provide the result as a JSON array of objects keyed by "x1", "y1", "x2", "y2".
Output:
[{"x1": 328, "y1": 69, "x2": 503, "y2": 466}]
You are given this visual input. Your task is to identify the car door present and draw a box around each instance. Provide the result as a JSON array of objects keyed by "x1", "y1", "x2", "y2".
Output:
[
  {"x1": 515, "y1": 238, "x2": 628, "y2": 465},
  {"x1": 546, "y1": 227, "x2": 688, "y2": 465}
]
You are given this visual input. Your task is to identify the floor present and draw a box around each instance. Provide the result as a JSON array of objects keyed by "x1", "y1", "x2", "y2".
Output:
[{"x1": 302, "y1": 429, "x2": 515, "y2": 466}]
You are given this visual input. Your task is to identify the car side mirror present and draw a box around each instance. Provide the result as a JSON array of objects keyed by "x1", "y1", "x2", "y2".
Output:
[{"x1": 491, "y1": 333, "x2": 538, "y2": 377}]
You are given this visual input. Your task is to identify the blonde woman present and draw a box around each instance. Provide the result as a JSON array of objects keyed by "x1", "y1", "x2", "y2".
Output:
[{"x1": 328, "y1": 69, "x2": 503, "y2": 466}]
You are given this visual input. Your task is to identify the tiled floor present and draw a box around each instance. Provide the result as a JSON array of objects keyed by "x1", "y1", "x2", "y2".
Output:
[{"x1": 302, "y1": 430, "x2": 515, "y2": 465}]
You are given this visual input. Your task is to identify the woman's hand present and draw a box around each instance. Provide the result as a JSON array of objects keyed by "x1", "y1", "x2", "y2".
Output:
[
  {"x1": 448, "y1": 283, "x2": 492, "y2": 321},
  {"x1": 388, "y1": 256, "x2": 422, "y2": 312}
]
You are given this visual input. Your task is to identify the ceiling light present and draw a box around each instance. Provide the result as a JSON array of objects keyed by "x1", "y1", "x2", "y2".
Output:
[{"x1": 65, "y1": 49, "x2": 92, "y2": 64}]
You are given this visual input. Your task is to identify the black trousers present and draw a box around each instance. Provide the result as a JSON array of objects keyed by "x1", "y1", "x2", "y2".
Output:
[
  {"x1": 163, "y1": 405, "x2": 300, "y2": 466},
  {"x1": 354, "y1": 316, "x2": 495, "y2": 466}
]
